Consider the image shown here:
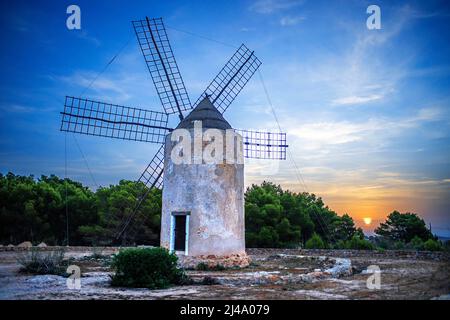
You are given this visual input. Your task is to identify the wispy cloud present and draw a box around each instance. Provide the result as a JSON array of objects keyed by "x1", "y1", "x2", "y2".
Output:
[
  {"x1": 280, "y1": 15, "x2": 305, "y2": 26},
  {"x1": 286, "y1": 106, "x2": 444, "y2": 151},
  {"x1": 249, "y1": 0, "x2": 304, "y2": 14},
  {"x1": 0, "y1": 104, "x2": 55, "y2": 113},
  {"x1": 52, "y1": 50, "x2": 158, "y2": 106},
  {"x1": 332, "y1": 94, "x2": 384, "y2": 106},
  {"x1": 57, "y1": 71, "x2": 131, "y2": 102},
  {"x1": 74, "y1": 30, "x2": 101, "y2": 47}
]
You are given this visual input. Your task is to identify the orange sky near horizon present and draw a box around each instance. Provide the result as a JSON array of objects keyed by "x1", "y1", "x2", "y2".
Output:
[
  {"x1": 288, "y1": 181, "x2": 447, "y2": 235},
  {"x1": 243, "y1": 174, "x2": 449, "y2": 236}
]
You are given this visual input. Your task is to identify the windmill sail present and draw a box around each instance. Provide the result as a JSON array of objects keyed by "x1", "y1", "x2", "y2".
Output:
[
  {"x1": 137, "y1": 143, "x2": 165, "y2": 190},
  {"x1": 194, "y1": 44, "x2": 262, "y2": 114},
  {"x1": 133, "y1": 17, "x2": 192, "y2": 118},
  {"x1": 115, "y1": 144, "x2": 165, "y2": 240},
  {"x1": 60, "y1": 96, "x2": 169, "y2": 144},
  {"x1": 236, "y1": 129, "x2": 288, "y2": 160}
]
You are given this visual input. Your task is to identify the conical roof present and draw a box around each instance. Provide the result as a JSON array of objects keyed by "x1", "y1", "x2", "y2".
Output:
[{"x1": 176, "y1": 96, "x2": 232, "y2": 130}]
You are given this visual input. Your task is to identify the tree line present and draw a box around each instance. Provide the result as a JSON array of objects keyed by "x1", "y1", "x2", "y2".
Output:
[{"x1": 0, "y1": 173, "x2": 441, "y2": 249}]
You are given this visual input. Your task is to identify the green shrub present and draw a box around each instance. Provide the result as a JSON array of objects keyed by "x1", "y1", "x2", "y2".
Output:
[
  {"x1": 196, "y1": 262, "x2": 226, "y2": 271},
  {"x1": 393, "y1": 241, "x2": 405, "y2": 250},
  {"x1": 17, "y1": 248, "x2": 67, "y2": 275},
  {"x1": 333, "y1": 235, "x2": 374, "y2": 250},
  {"x1": 408, "y1": 236, "x2": 424, "y2": 250},
  {"x1": 423, "y1": 239, "x2": 443, "y2": 251},
  {"x1": 444, "y1": 240, "x2": 450, "y2": 252},
  {"x1": 110, "y1": 247, "x2": 185, "y2": 289},
  {"x1": 374, "y1": 237, "x2": 393, "y2": 250},
  {"x1": 346, "y1": 235, "x2": 375, "y2": 250},
  {"x1": 334, "y1": 240, "x2": 346, "y2": 249},
  {"x1": 305, "y1": 233, "x2": 325, "y2": 249},
  {"x1": 201, "y1": 276, "x2": 220, "y2": 285}
]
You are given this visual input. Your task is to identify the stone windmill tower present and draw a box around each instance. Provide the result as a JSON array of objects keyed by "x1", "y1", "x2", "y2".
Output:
[
  {"x1": 60, "y1": 17, "x2": 288, "y2": 267},
  {"x1": 161, "y1": 96, "x2": 247, "y2": 267}
]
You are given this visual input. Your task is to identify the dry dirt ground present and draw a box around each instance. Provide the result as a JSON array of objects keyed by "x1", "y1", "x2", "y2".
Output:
[{"x1": 0, "y1": 247, "x2": 449, "y2": 300}]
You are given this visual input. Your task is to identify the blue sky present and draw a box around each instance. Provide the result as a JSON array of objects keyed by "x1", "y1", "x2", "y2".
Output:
[{"x1": 1, "y1": 0, "x2": 449, "y2": 235}]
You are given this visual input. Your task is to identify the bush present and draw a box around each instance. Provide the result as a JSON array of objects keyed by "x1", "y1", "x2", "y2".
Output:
[
  {"x1": 376, "y1": 247, "x2": 386, "y2": 253},
  {"x1": 393, "y1": 241, "x2": 405, "y2": 250},
  {"x1": 333, "y1": 235, "x2": 374, "y2": 250},
  {"x1": 196, "y1": 262, "x2": 226, "y2": 271},
  {"x1": 346, "y1": 235, "x2": 375, "y2": 250},
  {"x1": 334, "y1": 240, "x2": 346, "y2": 249},
  {"x1": 17, "y1": 248, "x2": 67, "y2": 275},
  {"x1": 423, "y1": 239, "x2": 443, "y2": 251},
  {"x1": 373, "y1": 236, "x2": 393, "y2": 250},
  {"x1": 444, "y1": 240, "x2": 450, "y2": 252},
  {"x1": 408, "y1": 236, "x2": 424, "y2": 250},
  {"x1": 201, "y1": 276, "x2": 220, "y2": 285},
  {"x1": 110, "y1": 247, "x2": 185, "y2": 289},
  {"x1": 305, "y1": 233, "x2": 325, "y2": 249}
]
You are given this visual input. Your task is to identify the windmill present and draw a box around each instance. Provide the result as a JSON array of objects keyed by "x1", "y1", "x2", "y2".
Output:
[{"x1": 60, "y1": 17, "x2": 288, "y2": 250}]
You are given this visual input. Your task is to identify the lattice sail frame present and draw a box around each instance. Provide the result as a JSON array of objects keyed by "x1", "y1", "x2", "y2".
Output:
[
  {"x1": 133, "y1": 17, "x2": 192, "y2": 116},
  {"x1": 60, "y1": 96, "x2": 169, "y2": 144},
  {"x1": 115, "y1": 144, "x2": 165, "y2": 241},
  {"x1": 138, "y1": 144, "x2": 165, "y2": 189},
  {"x1": 194, "y1": 44, "x2": 262, "y2": 114},
  {"x1": 236, "y1": 129, "x2": 287, "y2": 160}
]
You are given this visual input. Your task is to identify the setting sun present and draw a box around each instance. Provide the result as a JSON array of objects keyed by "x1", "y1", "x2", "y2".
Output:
[{"x1": 363, "y1": 217, "x2": 372, "y2": 225}]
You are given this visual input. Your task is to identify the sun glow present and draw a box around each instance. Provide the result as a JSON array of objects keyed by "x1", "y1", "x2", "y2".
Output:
[{"x1": 363, "y1": 217, "x2": 372, "y2": 225}]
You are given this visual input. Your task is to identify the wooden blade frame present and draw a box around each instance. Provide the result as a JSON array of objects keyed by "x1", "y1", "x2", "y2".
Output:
[
  {"x1": 133, "y1": 17, "x2": 192, "y2": 118},
  {"x1": 60, "y1": 96, "x2": 170, "y2": 144},
  {"x1": 115, "y1": 144, "x2": 164, "y2": 241},
  {"x1": 193, "y1": 44, "x2": 262, "y2": 114},
  {"x1": 236, "y1": 129, "x2": 288, "y2": 160}
]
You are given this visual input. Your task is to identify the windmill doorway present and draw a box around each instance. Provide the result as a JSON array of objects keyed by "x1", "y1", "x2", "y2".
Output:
[{"x1": 170, "y1": 212, "x2": 190, "y2": 255}]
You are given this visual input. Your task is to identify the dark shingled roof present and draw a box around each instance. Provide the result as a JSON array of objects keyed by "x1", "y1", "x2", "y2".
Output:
[{"x1": 176, "y1": 96, "x2": 232, "y2": 130}]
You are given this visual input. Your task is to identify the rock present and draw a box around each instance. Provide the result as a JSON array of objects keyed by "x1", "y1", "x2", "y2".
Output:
[
  {"x1": 26, "y1": 275, "x2": 66, "y2": 287},
  {"x1": 37, "y1": 242, "x2": 47, "y2": 247},
  {"x1": 324, "y1": 258, "x2": 352, "y2": 277},
  {"x1": 431, "y1": 294, "x2": 450, "y2": 300},
  {"x1": 17, "y1": 241, "x2": 33, "y2": 248},
  {"x1": 309, "y1": 271, "x2": 326, "y2": 278},
  {"x1": 7, "y1": 244, "x2": 14, "y2": 247}
]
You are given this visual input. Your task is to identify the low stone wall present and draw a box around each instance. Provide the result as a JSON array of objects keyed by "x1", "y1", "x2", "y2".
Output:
[
  {"x1": 0, "y1": 245, "x2": 126, "y2": 253},
  {"x1": 1, "y1": 246, "x2": 448, "y2": 262},
  {"x1": 178, "y1": 252, "x2": 251, "y2": 269},
  {"x1": 247, "y1": 248, "x2": 450, "y2": 261}
]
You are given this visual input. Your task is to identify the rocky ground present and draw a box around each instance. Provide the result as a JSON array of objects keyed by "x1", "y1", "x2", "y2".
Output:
[{"x1": 0, "y1": 247, "x2": 449, "y2": 300}]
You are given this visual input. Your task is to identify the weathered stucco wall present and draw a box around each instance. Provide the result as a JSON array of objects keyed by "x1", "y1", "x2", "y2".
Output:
[{"x1": 161, "y1": 128, "x2": 245, "y2": 257}]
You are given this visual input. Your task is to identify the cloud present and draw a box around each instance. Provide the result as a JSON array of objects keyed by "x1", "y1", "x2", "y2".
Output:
[
  {"x1": 74, "y1": 30, "x2": 101, "y2": 46},
  {"x1": 249, "y1": 0, "x2": 304, "y2": 14},
  {"x1": 296, "y1": 5, "x2": 423, "y2": 108},
  {"x1": 0, "y1": 104, "x2": 56, "y2": 114},
  {"x1": 332, "y1": 94, "x2": 384, "y2": 106},
  {"x1": 285, "y1": 106, "x2": 445, "y2": 151},
  {"x1": 53, "y1": 49, "x2": 158, "y2": 106},
  {"x1": 289, "y1": 121, "x2": 366, "y2": 147},
  {"x1": 414, "y1": 107, "x2": 442, "y2": 121},
  {"x1": 57, "y1": 71, "x2": 131, "y2": 102},
  {"x1": 1, "y1": 104, "x2": 36, "y2": 113},
  {"x1": 280, "y1": 16, "x2": 305, "y2": 26}
]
